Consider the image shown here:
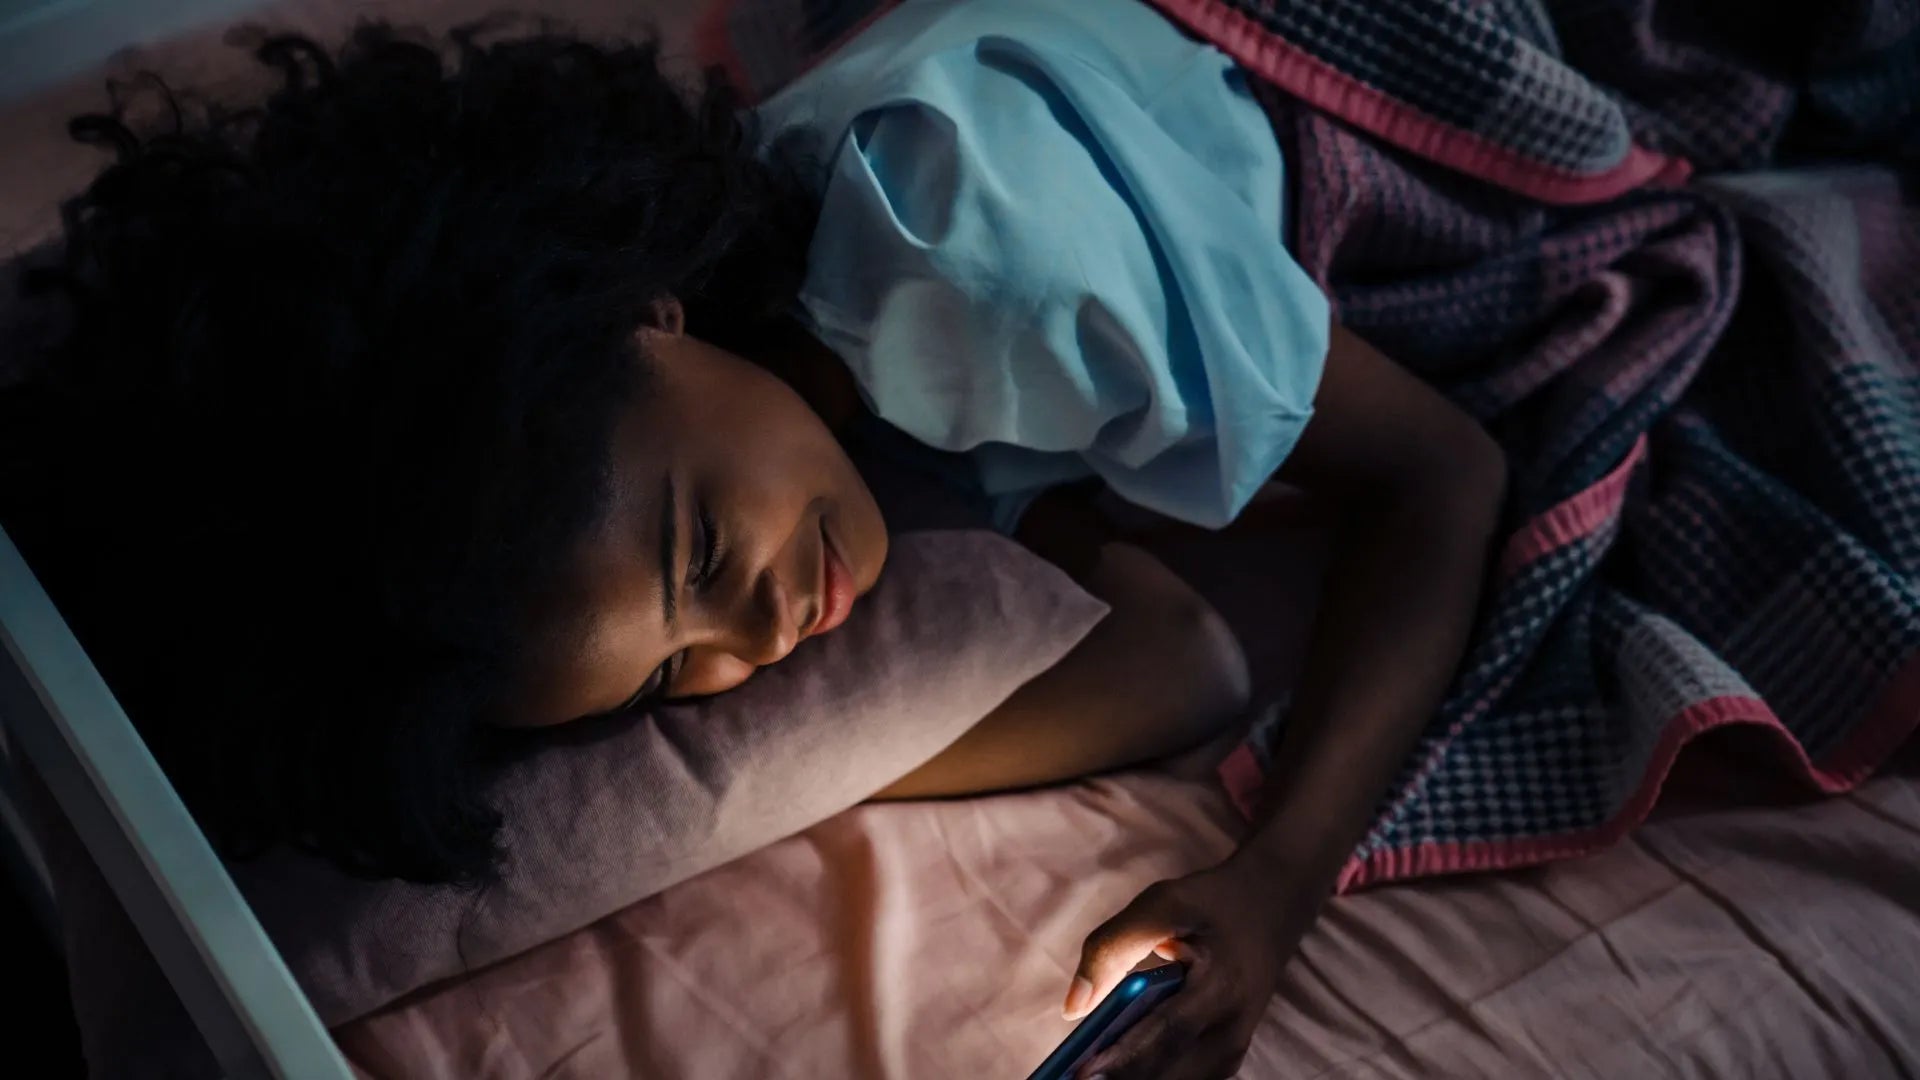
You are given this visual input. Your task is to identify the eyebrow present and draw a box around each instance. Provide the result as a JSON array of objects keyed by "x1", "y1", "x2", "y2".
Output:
[{"x1": 658, "y1": 471, "x2": 679, "y2": 629}]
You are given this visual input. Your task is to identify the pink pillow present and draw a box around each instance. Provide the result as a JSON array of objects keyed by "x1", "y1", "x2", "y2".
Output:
[{"x1": 228, "y1": 527, "x2": 1106, "y2": 1024}]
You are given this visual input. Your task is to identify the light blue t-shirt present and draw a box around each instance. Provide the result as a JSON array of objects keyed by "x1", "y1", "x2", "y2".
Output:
[{"x1": 754, "y1": 0, "x2": 1330, "y2": 532}]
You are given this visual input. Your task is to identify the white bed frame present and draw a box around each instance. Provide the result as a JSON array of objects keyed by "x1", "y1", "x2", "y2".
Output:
[{"x1": 0, "y1": 524, "x2": 353, "y2": 1079}]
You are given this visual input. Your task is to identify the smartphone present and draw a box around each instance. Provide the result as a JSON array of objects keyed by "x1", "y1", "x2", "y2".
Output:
[{"x1": 1023, "y1": 963, "x2": 1186, "y2": 1080}]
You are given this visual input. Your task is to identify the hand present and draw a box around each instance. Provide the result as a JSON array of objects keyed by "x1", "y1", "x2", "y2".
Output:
[{"x1": 1063, "y1": 854, "x2": 1321, "y2": 1080}]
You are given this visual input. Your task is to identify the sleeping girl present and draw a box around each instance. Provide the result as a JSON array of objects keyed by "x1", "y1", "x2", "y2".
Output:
[{"x1": 0, "y1": 1, "x2": 1505, "y2": 1076}]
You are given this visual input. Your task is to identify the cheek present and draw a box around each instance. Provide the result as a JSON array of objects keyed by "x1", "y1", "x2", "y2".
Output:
[
  {"x1": 673, "y1": 345, "x2": 884, "y2": 582},
  {"x1": 713, "y1": 379, "x2": 849, "y2": 509},
  {"x1": 746, "y1": 380, "x2": 840, "y2": 466},
  {"x1": 695, "y1": 352, "x2": 837, "y2": 458},
  {"x1": 674, "y1": 646, "x2": 759, "y2": 698}
]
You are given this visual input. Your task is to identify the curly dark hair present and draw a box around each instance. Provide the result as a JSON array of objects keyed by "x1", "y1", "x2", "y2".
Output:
[{"x1": 0, "y1": 18, "x2": 815, "y2": 884}]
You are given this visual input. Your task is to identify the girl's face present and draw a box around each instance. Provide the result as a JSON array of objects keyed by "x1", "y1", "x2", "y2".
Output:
[{"x1": 503, "y1": 308, "x2": 888, "y2": 727}]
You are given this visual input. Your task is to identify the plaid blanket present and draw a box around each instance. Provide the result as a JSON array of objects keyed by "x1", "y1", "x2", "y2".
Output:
[{"x1": 698, "y1": 0, "x2": 1920, "y2": 889}]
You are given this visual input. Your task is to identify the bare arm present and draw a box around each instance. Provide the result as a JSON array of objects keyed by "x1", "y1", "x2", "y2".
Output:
[
  {"x1": 873, "y1": 322, "x2": 1501, "y2": 818},
  {"x1": 871, "y1": 538, "x2": 1251, "y2": 799},
  {"x1": 1239, "y1": 323, "x2": 1505, "y2": 877},
  {"x1": 872, "y1": 320, "x2": 1506, "y2": 816},
  {"x1": 1068, "y1": 323, "x2": 1507, "y2": 1079}
]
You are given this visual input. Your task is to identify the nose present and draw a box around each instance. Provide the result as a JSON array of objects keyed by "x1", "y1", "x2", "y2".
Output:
[{"x1": 728, "y1": 565, "x2": 801, "y2": 667}]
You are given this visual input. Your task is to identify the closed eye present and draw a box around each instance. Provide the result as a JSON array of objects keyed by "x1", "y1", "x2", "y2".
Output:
[
  {"x1": 618, "y1": 505, "x2": 724, "y2": 714},
  {"x1": 691, "y1": 501, "x2": 725, "y2": 590},
  {"x1": 614, "y1": 650, "x2": 682, "y2": 714}
]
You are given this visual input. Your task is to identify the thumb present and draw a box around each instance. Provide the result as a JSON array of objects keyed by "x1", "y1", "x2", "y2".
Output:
[{"x1": 1065, "y1": 883, "x2": 1185, "y2": 1020}]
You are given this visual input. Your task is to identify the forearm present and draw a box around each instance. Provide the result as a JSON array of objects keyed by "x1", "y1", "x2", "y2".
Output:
[
  {"x1": 1056, "y1": 486, "x2": 1502, "y2": 1079},
  {"x1": 1239, "y1": 470, "x2": 1504, "y2": 886}
]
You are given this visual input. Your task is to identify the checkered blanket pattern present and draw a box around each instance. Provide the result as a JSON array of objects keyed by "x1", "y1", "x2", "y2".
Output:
[
  {"x1": 1236, "y1": 2, "x2": 1920, "y2": 888},
  {"x1": 696, "y1": 0, "x2": 1920, "y2": 889}
]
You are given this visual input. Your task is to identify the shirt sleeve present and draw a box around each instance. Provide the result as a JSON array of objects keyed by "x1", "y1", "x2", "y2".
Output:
[{"x1": 793, "y1": 34, "x2": 1331, "y2": 531}]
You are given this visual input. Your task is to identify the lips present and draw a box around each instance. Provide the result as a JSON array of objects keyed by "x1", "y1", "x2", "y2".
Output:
[{"x1": 811, "y1": 521, "x2": 856, "y2": 637}]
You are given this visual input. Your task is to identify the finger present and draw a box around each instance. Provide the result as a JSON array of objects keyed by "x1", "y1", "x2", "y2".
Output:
[
  {"x1": 1153, "y1": 939, "x2": 1195, "y2": 962},
  {"x1": 1078, "y1": 979, "x2": 1220, "y2": 1079},
  {"x1": 1067, "y1": 884, "x2": 1187, "y2": 1019}
]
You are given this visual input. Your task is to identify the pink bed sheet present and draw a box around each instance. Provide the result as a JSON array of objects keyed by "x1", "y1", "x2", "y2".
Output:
[{"x1": 336, "y1": 752, "x2": 1920, "y2": 1079}]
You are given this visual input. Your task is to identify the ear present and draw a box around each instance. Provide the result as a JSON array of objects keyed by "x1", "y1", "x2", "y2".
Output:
[{"x1": 644, "y1": 295, "x2": 686, "y2": 337}]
